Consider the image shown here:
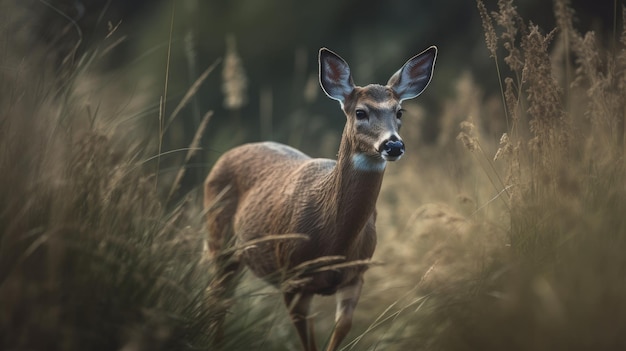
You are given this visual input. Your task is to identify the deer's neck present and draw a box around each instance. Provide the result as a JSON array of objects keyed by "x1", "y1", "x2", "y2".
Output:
[{"x1": 322, "y1": 129, "x2": 386, "y2": 252}]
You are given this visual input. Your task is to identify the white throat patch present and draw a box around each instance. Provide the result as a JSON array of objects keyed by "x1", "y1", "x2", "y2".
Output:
[{"x1": 351, "y1": 153, "x2": 387, "y2": 172}]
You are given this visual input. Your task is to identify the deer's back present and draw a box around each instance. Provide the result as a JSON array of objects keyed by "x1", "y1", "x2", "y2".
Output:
[
  {"x1": 207, "y1": 141, "x2": 319, "y2": 195},
  {"x1": 206, "y1": 142, "x2": 330, "y2": 241}
]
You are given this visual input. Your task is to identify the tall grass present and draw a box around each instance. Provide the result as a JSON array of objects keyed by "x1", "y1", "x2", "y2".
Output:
[
  {"x1": 410, "y1": 1, "x2": 626, "y2": 349},
  {"x1": 0, "y1": 11, "x2": 222, "y2": 351}
]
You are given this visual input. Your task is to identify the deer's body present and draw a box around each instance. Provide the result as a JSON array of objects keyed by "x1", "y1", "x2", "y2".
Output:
[{"x1": 205, "y1": 47, "x2": 436, "y2": 351}]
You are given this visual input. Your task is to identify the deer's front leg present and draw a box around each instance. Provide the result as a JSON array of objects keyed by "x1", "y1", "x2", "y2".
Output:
[
  {"x1": 326, "y1": 277, "x2": 363, "y2": 351},
  {"x1": 285, "y1": 292, "x2": 317, "y2": 351}
]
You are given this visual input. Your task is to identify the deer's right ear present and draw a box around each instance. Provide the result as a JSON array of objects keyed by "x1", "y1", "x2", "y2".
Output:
[{"x1": 319, "y1": 48, "x2": 355, "y2": 105}]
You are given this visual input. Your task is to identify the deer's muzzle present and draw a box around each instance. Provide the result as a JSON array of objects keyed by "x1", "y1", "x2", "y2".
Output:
[{"x1": 379, "y1": 137, "x2": 405, "y2": 161}]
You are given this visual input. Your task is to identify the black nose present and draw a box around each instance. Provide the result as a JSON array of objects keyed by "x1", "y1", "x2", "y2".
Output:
[{"x1": 381, "y1": 139, "x2": 405, "y2": 157}]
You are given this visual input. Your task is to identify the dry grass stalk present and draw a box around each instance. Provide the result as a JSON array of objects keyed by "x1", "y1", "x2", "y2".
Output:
[
  {"x1": 222, "y1": 35, "x2": 248, "y2": 110},
  {"x1": 503, "y1": 77, "x2": 519, "y2": 126},
  {"x1": 477, "y1": 0, "x2": 497, "y2": 58},
  {"x1": 522, "y1": 25, "x2": 568, "y2": 154},
  {"x1": 553, "y1": 0, "x2": 575, "y2": 59},
  {"x1": 166, "y1": 60, "x2": 220, "y2": 131},
  {"x1": 457, "y1": 120, "x2": 478, "y2": 152},
  {"x1": 493, "y1": 133, "x2": 512, "y2": 161},
  {"x1": 492, "y1": 0, "x2": 523, "y2": 73},
  {"x1": 166, "y1": 110, "x2": 213, "y2": 202}
]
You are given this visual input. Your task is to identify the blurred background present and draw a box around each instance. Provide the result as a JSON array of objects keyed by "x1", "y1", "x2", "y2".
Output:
[{"x1": 9, "y1": 0, "x2": 618, "y2": 196}]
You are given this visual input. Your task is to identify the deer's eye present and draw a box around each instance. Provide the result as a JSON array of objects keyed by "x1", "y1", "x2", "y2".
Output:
[
  {"x1": 396, "y1": 109, "x2": 404, "y2": 120},
  {"x1": 355, "y1": 109, "x2": 368, "y2": 120}
]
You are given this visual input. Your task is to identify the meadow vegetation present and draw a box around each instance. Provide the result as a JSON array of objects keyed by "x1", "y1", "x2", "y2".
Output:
[{"x1": 1, "y1": 0, "x2": 626, "y2": 350}]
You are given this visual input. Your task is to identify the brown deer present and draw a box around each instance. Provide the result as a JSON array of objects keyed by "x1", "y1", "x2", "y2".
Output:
[{"x1": 204, "y1": 46, "x2": 437, "y2": 351}]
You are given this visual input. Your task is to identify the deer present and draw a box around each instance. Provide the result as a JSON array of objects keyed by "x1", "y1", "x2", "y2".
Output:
[{"x1": 204, "y1": 46, "x2": 437, "y2": 351}]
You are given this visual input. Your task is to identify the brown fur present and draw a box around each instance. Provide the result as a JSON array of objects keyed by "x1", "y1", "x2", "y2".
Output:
[
  {"x1": 204, "y1": 47, "x2": 436, "y2": 351},
  {"x1": 205, "y1": 137, "x2": 380, "y2": 292}
]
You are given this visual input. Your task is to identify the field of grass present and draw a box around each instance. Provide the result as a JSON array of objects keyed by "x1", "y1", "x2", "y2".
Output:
[{"x1": 2, "y1": 0, "x2": 626, "y2": 350}]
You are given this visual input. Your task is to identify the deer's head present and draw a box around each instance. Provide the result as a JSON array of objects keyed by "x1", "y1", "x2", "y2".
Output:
[{"x1": 319, "y1": 47, "x2": 437, "y2": 170}]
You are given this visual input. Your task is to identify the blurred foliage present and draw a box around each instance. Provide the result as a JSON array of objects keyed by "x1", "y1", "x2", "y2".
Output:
[{"x1": 13, "y1": 0, "x2": 620, "y2": 196}]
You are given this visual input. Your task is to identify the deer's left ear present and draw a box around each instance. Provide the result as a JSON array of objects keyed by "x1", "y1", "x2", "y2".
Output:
[{"x1": 387, "y1": 46, "x2": 437, "y2": 101}]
